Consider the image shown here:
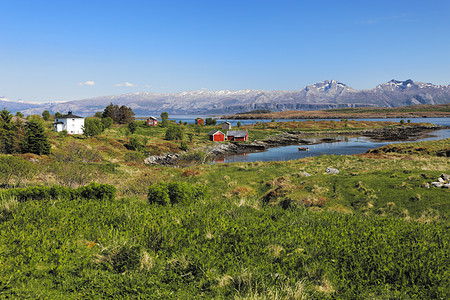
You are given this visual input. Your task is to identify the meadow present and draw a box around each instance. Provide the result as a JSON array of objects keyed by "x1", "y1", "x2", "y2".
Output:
[{"x1": 0, "y1": 119, "x2": 449, "y2": 299}]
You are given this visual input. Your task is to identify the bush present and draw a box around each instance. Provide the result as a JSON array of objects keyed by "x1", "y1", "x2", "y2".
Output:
[
  {"x1": 165, "y1": 126, "x2": 183, "y2": 140},
  {"x1": 128, "y1": 121, "x2": 138, "y2": 134},
  {"x1": 147, "y1": 183, "x2": 170, "y2": 205},
  {"x1": 83, "y1": 117, "x2": 104, "y2": 137},
  {"x1": 1, "y1": 183, "x2": 116, "y2": 202},
  {"x1": 78, "y1": 182, "x2": 116, "y2": 201},
  {"x1": 148, "y1": 182, "x2": 208, "y2": 205},
  {"x1": 0, "y1": 155, "x2": 37, "y2": 187},
  {"x1": 101, "y1": 117, "x2": 113, "y2": 129},
  {"x1": 180, "y1": 141, "x2": 188, "y2": 151},
  {"x1": 125, "y1": 137, "x2": 147, "y2": 152}
]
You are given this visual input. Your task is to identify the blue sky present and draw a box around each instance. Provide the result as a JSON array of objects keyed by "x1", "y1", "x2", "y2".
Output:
[{"x1": 1, "y1": 0, "x2": 450, "y2": 102}]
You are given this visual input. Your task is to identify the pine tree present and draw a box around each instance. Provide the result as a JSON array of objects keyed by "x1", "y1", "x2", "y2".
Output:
[
  {"x1": 21, "y1": 118, "x2": 51, "y2": 155},
  {"x1": 0, "y1": 108, "x2": 24, "y2": 154}
]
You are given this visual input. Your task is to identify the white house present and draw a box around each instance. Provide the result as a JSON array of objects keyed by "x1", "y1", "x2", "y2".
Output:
[{"x1": 53, "y1": 111, "x2": 85, "y2": 134}]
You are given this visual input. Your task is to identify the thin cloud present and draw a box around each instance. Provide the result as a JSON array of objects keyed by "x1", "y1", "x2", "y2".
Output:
[
  {"x1": 78, "y1": 80, "x2": 95, "y2": 86},
  {"x1": 114, "y1": 82, "x2": 137, "y2": 87},
  {"x1": 145, "y1": 84, "x2": 152, "y2": 88}
]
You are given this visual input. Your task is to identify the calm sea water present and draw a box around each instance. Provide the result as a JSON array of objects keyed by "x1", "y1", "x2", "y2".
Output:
[
  {"x1": 213, "y1": 126, "x2": 450, "y2": 164},
  {"x1": 154, "y1": 115, "x2": 449, "y2": 163}
]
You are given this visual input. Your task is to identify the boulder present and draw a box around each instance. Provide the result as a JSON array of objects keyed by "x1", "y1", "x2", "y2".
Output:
[
  {"x1": 325, "y1": 167, "x2": 339, "y2": 174},
  {"x1": 431, "y1": 182, "x2": 443, "y2": 188},
  {"x1": 443, "y1": 184, "x2": 450, "y2": 189},
  {"x1": 441, "y1": 173, "x2": 450, "y2": 181},
  {"x1": 301, "y1": 172, "x2": 311, "y2": 177},
  {"x1": 438, "y1": 177, "x2": 445, "y2": 183}
]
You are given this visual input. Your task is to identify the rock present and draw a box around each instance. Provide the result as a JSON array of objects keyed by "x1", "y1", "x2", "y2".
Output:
[
  {"x1": 441, "y1": 173, "x2": 450, "y2": 181},
  {"x1": 325, "y1": 167, "x2": 339, "y2": 174},
  {"x1": 301, "y1": 172, "x2": 311, "y2": 177},
  {"x1": 438, "y1": 177, "x2": 445, "y2": 183},
  {"x1": 443, "y1": 184, "x2": 450, "y2": 189},
  {"x1": 424, "y1": 183, "x2": 430, "y2": 188},
  {"x1": 431, "y1": 182, "x2": 443, "y2": 188}
]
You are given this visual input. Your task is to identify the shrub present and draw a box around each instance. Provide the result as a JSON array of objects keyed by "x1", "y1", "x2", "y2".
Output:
[
  {"x1": 126, "y1": 137, "x2": 144, "y2": 152},
  {"x1": 165, "y1": 126, "x2": 183, "y2": 140},
  {"x1": 77, "y1": 182, "x2": 116, "y2": 201},
  {"x1": 180, "y1": 141, "x2": 188, "y2": 151},
  {"x1": 0, "y1": 155, "x2": 37, "y2": 187},
  {"x1": 1, "y1": 183, "x2": 116, "y2": 202},
  {"x1": 83, "y1": 117, "x2": 104, "y2": 137},
  {"x1": 147, "y1": 183, "x2": 170, "y2": 205},
  {"x1": 101, "y1": 117, "x2": 113, "y2": 129},
  {"x1": 128, "y1": 121, "x2": 138, "y2": 134},
  {"x1": 148, "y1": 182, "x2": 207, "y2": 205}
]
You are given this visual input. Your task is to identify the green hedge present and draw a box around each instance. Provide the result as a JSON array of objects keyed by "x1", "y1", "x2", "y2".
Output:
[{"x1": 0, "y1": 183, "x2": 116, "y2": 202}]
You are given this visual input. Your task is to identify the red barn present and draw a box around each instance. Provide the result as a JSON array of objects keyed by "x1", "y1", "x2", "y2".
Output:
[
  {"x1": 208, "y1": 130, "x2": 225, "y2": 142},
  {"x1": 195, "y1": 118, "x2": 204, "y2": 125},
  {"x1": 227, "y1": 130, "x2": 248, "y2": 141},
  {"x1": 146, "y1": 116, "x2": 158, "y2": 126}
]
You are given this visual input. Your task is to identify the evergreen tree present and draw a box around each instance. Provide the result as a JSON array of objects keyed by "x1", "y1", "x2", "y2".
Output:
[
  {"x1": 0, "y1": 108, "x2": 24, "y2": 154},
  {"x1": 117, "y1": 105, "x2": 135, "y2": 124},
  {"x1": 102, "y1": 103, "x2": 118, "y2": 121},
  {"x1": 102, "y1": 103, "x2": 135, "y2": 124},
  {"x1": 21, "y1": 118, "x2": 51, "y2": 155}
]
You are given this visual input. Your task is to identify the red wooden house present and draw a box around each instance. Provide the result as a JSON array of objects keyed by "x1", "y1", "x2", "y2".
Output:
[
  {"x1": 208, "y1": 130, "x2": 225, "y2": 142},
  {"x1": 195, "y1": 118, "x2": 204, "y2": 125},
  {"x1": 146, "y1": 116, "x2": 158, "y2": 126},
  {"x1": 227, "y1": 130, "x2": 248, "y2": 141}
]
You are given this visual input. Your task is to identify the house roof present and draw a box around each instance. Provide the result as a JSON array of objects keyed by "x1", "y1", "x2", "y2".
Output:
[
  {"x1": 223, "y1": 121, "x2": 231, "y2": 125},
  {"x1": 207, "y1": 130, "x2": 225, "y2": 136},
  {"x1": 227, "y1": 130, "x2": 247, "y2": 137},
  {"x1": 148, "y1": 116, "x2": 157, "y2": 120},
  {"x1": 57, "y1": 111, "x2": 84, "y2": 119}
]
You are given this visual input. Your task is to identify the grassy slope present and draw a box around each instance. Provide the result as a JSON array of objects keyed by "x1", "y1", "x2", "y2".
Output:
[{"x1": 0, "y1": 123, "x2": 449, "y2": 299}]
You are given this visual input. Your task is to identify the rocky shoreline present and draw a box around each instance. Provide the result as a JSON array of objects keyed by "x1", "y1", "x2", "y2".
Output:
[{"x1": 144, "y1": 125, "x2": 447, "y2": 165}]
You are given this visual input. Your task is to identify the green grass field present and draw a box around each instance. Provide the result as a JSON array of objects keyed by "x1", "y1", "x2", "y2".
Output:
[{"x1": 0, "y1": 122, "x2": 449, "y2": 299}]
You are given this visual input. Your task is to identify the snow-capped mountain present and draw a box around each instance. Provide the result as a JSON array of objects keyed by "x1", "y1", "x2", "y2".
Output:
[{"x1": 3, "y1": 79, "x2": 450, "y2": 116}]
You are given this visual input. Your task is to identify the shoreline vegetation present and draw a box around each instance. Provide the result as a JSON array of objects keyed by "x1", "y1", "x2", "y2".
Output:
[
  {"x1": 224, "y1": 103, "x2": 450, "y2": 119},
  {"x1": 0, "y1": 108, "x2": 449, "y2": 298}
]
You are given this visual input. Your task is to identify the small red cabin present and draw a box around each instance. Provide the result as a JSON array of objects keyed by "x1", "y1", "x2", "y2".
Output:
[
  {"x1": 227, "y1": 130, "x2": 248, "y2": 142},
  {"x1": 195, "y1": 118, "x2": 204, "y2": 126},
  {"x1": 208, "y1": 130, "x2": 225, "y2": 142},
  {"x1": 146, "y1": 116, "x2": 158, "y2": 126}
]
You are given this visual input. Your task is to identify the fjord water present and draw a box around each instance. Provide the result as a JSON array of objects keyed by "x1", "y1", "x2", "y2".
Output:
[{"x1": 212, "y1": 117, "x2": 450, "y2": 163}]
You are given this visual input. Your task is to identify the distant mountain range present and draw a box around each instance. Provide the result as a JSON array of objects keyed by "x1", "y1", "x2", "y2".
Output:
[{"x1": 2, "y1": 79, "x2": 450, "y2": 116}]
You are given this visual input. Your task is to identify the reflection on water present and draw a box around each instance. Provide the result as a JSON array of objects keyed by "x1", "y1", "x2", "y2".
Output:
[{"x1": 214, "y1": 129, "x2": 450, "y2": 164}]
